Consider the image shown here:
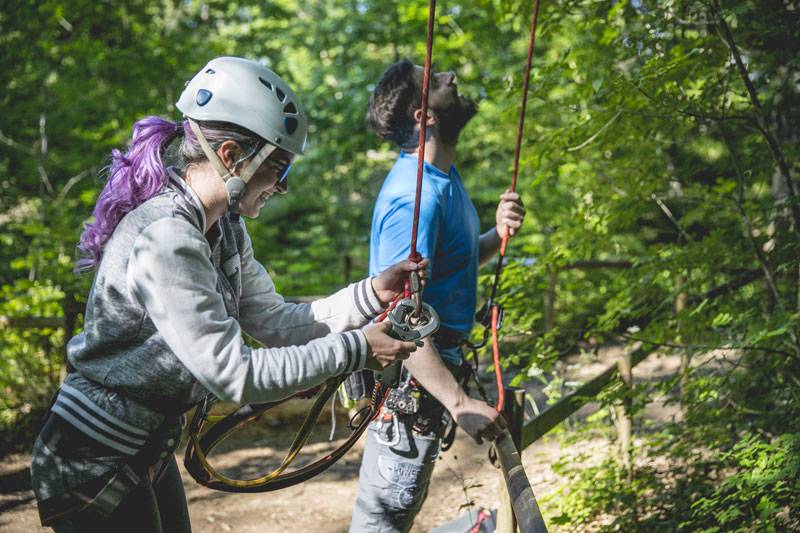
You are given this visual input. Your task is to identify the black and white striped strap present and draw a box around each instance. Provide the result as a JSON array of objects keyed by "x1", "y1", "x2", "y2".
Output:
[{"x1": 50, "y1": 384, "x2": 149, "y2": 456}]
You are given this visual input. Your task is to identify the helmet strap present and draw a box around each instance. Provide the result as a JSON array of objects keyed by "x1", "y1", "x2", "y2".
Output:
[
  {"x1": 187, "y1": 119, "x2": 277, "y2": 215},
  {"x1": 188, "y1": 119, "x2": 231, "y2": 181}
]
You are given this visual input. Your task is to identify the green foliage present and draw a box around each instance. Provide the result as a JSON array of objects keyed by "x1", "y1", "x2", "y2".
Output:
[
  {"x1": 690, "y1": 433, "x2": 800, "y2": 531},
  {"x1": 546, "y1": 426, "x2": 800, "y2": 532},
  {"x1": 0, "y1": 279, "x2": 67, "y2": 453}
]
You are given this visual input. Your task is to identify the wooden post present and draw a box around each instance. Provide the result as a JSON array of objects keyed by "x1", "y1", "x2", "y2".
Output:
[
  {"x1": 497, "y1": 387, "x2": 525, "y2": 533},
  {"x1": 615, "y1": 352, "x2": 633, "y2": 480},
  {"x1": 62, "y1": 297, "x2": 81, "y2": 382},
  {"x1": 497, "y1": 475, "x2": 515, "y2": 533},
  {"x1": 495, "y1": 419, "x2": 548, "y2": 532},
  {"x1": 522, "y1": 347, "x2": 651, "y2": 450},
  {"x1": 545, "y1": 265, "x2": 556, "y2": 332},
  {"x1": 342, "y1": 254, "x2": 352, "y2": 285},
  {"x1": 675, "y1": 275, "x2": 690, "y2": 404}
]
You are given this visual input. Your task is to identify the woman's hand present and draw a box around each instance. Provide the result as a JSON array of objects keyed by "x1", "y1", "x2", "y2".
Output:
[
  {"x1": 362, "y1": 322, "x2": 418, "y2": 370},
  {"x1": 371, "y1": 259, "x2": 430, "y2": 306}
]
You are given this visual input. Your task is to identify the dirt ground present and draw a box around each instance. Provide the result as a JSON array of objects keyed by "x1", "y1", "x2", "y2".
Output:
[{"x1": 0, "y1": 348, "x2": 682, "y2": 532}]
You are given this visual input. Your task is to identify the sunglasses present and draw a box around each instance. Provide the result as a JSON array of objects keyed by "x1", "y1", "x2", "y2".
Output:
[
  {"x1": 277, "y1": 161, "x2": 292, "y2": 184},
  {"x1": 266, "y1": 154, "x2": 293, "y2": 185}
]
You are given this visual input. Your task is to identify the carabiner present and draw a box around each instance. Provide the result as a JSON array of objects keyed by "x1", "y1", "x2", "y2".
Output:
[
  {"x1": 409, "y1": 271, "x2": 422, "y2": 318},
  {"x1": 375, "y1": 410, "x2": 401, "y2": 447}
]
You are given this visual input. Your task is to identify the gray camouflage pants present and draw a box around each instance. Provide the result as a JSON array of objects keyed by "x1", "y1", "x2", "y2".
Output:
[{"x1": 349, "y1": 408, "x2": 448, "y2": 532}]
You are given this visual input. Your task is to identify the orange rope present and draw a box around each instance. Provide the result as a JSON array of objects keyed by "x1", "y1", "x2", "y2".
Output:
[{"x1": 492, "y1": 0, "x2": 542, "y2": 413}]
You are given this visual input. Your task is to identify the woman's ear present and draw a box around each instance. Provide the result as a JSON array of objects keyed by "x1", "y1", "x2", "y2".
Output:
[{"x1": 217, "y1": 140, "x2": 242, "y2": 172}]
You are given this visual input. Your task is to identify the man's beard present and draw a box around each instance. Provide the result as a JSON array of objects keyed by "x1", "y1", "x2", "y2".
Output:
[{"x1": 436, "y1": 95, "x2": 478, "y2": 145}]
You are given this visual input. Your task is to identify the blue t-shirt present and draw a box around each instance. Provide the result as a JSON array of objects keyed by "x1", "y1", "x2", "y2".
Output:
[{"x1": 369, "y1": 152, "x2": 480, "y2": 364}]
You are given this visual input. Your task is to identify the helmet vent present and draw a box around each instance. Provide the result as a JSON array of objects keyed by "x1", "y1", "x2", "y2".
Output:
[
  {"x1": 284, "y1": 102, "x2": 297, "y2": 114},
  {"x1": 284, "y1": 117, "x2": 298, "y2": 135},
  {"x1": 258, "y1": 77, "x2": 273, "y2": 91},
  {"x1": 205, "y1": 68, "x2": 216, "y2": 74},
  {"x1": 275, "y1": 87, "x2": 286, "y2": 102},
  {"x1": 196, "y1": 89, "x2": 213, "y2": 106}
]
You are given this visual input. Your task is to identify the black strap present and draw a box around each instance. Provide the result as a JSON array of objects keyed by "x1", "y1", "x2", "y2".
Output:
[
  {"x1": 38, "y1": 470, "x2": 120, "y2": 526},
  {"x1": 433, "y1": 325, "x2": 467, "y2": 350}
]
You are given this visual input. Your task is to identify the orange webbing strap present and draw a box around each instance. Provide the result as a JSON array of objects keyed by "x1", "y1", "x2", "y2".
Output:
[{"x1": 490, "y1": 0, "x2": 542, "y2": 413}]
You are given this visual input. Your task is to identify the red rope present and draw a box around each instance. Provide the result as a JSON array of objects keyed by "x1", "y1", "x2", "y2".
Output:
[
  {"x1": 492, "y1": 0, "x2": 542, "y2": 413},
  {"x1": 409, "y1": 0, "x2": 437, "y2": 264},
  {"x1": 377, "y1": 1, "x2": 436, "y2": 325}
]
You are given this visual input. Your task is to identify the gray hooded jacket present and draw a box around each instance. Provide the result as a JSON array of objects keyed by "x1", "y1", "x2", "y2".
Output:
[{"x1": 54, "y1": 171, "x2": 381, "y2": 455}]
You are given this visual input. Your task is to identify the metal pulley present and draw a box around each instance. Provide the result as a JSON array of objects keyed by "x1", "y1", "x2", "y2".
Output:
[
  {"x1": 387, "y1": 297, "x2": 440, "y2": 342},
  {"x1": 376, "y1": 298, "x2": 440, "y2": 387}
]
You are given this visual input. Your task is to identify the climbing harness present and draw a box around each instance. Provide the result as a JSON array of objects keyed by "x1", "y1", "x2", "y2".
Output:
[
  {"x1": 183, "y1": 0, "x2": 441, "y2": 493},
  {"x1": 375, "y1": 372, "x2": 423, "y2": 447}
]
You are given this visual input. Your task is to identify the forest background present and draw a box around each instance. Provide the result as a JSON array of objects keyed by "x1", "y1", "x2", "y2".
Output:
[{"x1": 1, "y1": 0, "x2": 798, "y2": 530}]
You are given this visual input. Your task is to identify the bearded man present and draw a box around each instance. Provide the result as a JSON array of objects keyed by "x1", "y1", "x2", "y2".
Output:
[{"x1": 348, "y1": 59, "x2": 526, "y2": 532}]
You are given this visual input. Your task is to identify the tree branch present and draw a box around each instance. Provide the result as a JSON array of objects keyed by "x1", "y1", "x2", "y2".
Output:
[
  {"x1": 566, "y1": 110, "x2": 622, "y2": 152},
  {"x1": 37, "y1": 114, "x2": 54, "y2": 196},
  {"x1": 614, "y1": 333, "x2": 787, "y2": 356},
  {"x1": 0, "y1": 130, "x2": 34, "y2": 155},
  {"x1": 718, "y1": 125, "x2": 783, "y2": 309},
  {"x1": 709, "y1": 0, "x2": 800, "y2": 239},
  {"x1": 652, "y1": 193, "x2": 692, "y2": 243},
  {"x1": 56, "y1": 168, "x2": 93, "y2": 202}
]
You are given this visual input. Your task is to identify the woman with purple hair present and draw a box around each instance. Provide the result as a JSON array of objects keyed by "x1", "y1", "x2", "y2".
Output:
[{"x1": 30, "y1": 56, "x2": 425, "y2": 532}]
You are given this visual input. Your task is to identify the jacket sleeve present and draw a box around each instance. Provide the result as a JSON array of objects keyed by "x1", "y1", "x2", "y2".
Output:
[
  {"x1": 236, "y1": 221, "x2": 385, "y2": 347},
  {"x1": 127, "y1": 217, "x2": 368, "y2": 404}
]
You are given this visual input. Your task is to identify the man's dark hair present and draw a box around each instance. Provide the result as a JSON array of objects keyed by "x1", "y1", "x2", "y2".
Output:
[{"x1": 366, "y1": 59, "x2": 420, "y2": 148}]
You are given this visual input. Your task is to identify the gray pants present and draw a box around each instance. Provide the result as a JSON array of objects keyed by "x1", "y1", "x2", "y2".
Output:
[{"x1": 349, "y1": 409, "x2": 448, "y2": 532}]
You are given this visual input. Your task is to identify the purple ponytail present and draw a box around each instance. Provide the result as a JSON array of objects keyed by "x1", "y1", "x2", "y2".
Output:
[{"x1": 77, "y1": 116, "x2": 181, "y2": 270}]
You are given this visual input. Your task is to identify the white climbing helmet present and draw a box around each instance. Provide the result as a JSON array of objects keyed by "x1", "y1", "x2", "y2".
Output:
[
  {"x1": 177, "y1": 56, "x2": 307, "y2": 155},
  {"x1": 176, "y1": 57, "x2": 308, "y2": 214}
]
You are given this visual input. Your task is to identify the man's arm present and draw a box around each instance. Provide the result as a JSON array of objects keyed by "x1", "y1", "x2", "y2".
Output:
[
  {"x1": 404, "y1": 339, "x2": 502, "y2": 443},
  {"x1": 478, "y1": 227, "x2": 502, "y2": 267},
  {"x1": 478, "y1": 190, "x2": 526, "y2": 268}
]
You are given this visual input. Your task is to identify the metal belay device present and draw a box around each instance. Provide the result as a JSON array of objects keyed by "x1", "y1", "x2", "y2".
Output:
[{"x1": 376, "y1": 296, "x2": 440, "y2": 388}]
